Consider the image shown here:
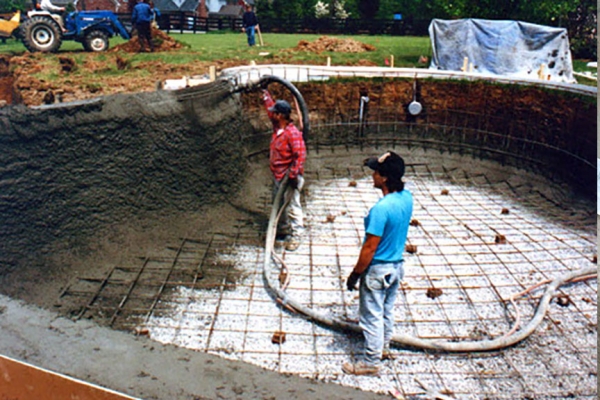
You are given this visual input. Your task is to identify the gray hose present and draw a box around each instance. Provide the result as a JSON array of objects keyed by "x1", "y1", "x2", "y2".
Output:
[{"x1": 263, "y1": 180, "x2": 597, "y2": 352}]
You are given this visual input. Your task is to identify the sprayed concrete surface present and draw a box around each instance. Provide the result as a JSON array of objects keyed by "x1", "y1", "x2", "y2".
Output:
[
  {"x1": 0, "y1": 294, "x2": 383, "y2": 399},
  {"x1": 1, "y1": 148, "x2": 594, "y2": 399},
  {"x1": 0, "y1": 77, "x2": 596, "y2": 398}
]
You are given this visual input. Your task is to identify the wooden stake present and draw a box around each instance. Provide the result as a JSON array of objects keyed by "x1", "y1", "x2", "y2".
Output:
[{"x1": 256, "y1": 24, "x2": 264, "y2": 47}]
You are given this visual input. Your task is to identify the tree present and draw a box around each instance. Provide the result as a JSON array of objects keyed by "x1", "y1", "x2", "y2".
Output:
[
  {"x1": 265, "y1": 0, "x2": 319, "y2": 20},
  {"x1": 358, "y1": 0, "x2": 379, "y2": 19},
  {"x1": 0, "y1": 0, "x2": 29, "y2": 12},
  {"x1": 313, "y1": 0, "x2": 350, "y2": 19}
]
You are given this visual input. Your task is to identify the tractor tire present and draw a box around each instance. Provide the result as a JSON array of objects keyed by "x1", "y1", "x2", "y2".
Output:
[
  {"x1": 83, "y1": 29, "x2": 109, "y2": 52},
  {"x1": 20, "y1": 16, "x2": 62, "y2": 53}
]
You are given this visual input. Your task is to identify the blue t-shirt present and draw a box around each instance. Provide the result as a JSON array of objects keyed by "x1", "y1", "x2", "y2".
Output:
[{"x1": 364, "y1": 190, "x2": 413, "y2": 263}]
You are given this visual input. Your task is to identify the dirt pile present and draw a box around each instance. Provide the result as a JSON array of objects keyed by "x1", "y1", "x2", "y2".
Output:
[
  {"x1": 0, "y1": 54, "x2": 11, "y2": 105},
  {"x1": 295, "y1": 36, "x2": 376, "y2": 53},
  {"x1": 111, "y1": 28, "x2": 184, "y2": 53}
]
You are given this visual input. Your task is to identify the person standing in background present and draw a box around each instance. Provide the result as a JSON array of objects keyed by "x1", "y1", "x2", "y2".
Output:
[
  {"x1": 241, "y1": 3, "x2": 259, "y2": 46},
  {"x1": 132, "y1": 0, "x2": 154, "y2": 52}
]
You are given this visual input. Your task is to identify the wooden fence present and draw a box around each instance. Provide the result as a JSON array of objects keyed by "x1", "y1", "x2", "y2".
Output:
[{"x1": 146, "y1": 13, "x2": 430, "y2": 36}]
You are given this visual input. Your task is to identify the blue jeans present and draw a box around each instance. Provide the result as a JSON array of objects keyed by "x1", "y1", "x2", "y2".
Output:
[
  {"x1": 359, "y1": 261, "x2": 404, "y2": 366},
  {"x1": 246, "y1": 26, "x2": 256, "y2": 46}
]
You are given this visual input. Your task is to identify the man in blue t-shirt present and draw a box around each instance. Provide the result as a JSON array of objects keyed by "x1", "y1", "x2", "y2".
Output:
[{"x1": 343, "y1": 151, "x2": 413, "y2": 375}]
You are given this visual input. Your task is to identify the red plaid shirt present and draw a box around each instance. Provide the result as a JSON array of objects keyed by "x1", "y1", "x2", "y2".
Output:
[{"x1": 263, "y1": 92, "x2": 306, "y2": 181}]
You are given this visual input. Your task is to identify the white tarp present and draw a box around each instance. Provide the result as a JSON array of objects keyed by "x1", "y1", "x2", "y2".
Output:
[{"x1": 428, "y1": 18, "x2": 576, "y2": 83}]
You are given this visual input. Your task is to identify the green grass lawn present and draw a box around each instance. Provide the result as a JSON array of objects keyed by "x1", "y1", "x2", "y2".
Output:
[
  {"x1": 0, "y1": 31, "x2": 595, "y2": 77},
  {"x1": 168, "y1": 32, "x2": 433, "y2": 67},
  {"x1": 0, "y1": 32, "x2": 432, "y2": 67}
]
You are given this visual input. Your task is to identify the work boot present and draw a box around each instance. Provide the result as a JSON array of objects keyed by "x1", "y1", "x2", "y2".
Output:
[
  {"x1": 382, "y1": 348, "x2": 394, "y2": 360},
  {"x1": 342, "y1": 361, "x2": 379, "y2": 376},
  {"x1": 285, "y1": 235, "x2": 301, "y2": 251}
]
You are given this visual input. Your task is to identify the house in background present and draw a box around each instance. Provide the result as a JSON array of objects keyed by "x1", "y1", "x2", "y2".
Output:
[
  {"x1": 67, "y1": 0, "x2": 249, "y2": 17},
  {"x1": 70, "y1": 0, "x2": 125, "y2": 12},
  {"x1": 207, "y1": 2, "x2": 242, "y2": 19},
  {"x1": 151, "y1": 0, "x2": 227, "y2": 18}
]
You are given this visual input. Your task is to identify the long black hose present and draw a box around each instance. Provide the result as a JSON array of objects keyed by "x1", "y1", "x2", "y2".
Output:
[
  {"x1": 250, "y1": 75, "x2": 598, "y2": 352},
  {"x1": 257, "y1": 75, "x2": 310, "y2": 146}
]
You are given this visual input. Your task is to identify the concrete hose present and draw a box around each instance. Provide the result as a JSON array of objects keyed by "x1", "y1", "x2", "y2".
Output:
[
  {"x1": 258, "y1": 78, "x2": 597, "y2": 353},
  {"x1": 264, "y1": 184, "x2": 596, "y2": 351}
]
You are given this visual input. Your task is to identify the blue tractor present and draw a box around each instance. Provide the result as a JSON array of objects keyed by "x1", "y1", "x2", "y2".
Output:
[{"x1": 18, "y1": 9, "x2": 131, "y2": 52}]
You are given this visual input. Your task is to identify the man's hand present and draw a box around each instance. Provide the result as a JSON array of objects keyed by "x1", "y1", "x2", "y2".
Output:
[
  {"x1": 288, "y1": 177, "x2": 298, "y2": 189},
  {"x1": 346, "y1": 271, "x2": 361, "y2": 291}
]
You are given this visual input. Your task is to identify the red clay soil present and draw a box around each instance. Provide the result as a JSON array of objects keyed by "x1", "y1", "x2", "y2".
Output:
[
  {"x1": 295, "y1": 36, "x2": 376, "y2": 53},
  {"x1": 110, "y1": 27, "x2": 183, "y2": 53},
  {"x1": 0, "y1": 35, "x2": 382, "y2": 106},
  {"x1": 0, "y1": 54, "x2": 12, "y2": 104}
]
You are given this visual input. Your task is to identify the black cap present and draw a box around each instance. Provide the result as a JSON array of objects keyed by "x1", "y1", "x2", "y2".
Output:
[
  {"x1": 268, "y1": 100, "x2": 292, "y2": 115},
  {"x1": 364, "y1": 151, "x2": 405, "y2": 178}
]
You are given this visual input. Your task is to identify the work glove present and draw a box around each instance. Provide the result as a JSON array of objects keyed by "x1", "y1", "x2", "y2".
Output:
[
  {"x1": 261, "y1": 89, "x2": 269, "y2": 101},
  {"x1": 346, "y1": 271, "x2": 361, "y2": 291}
]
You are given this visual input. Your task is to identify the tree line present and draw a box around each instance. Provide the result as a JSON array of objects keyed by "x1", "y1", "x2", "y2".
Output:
[
  {"x1": 256, "y1": 0, "x2": 596, "y2": 58},
  {"x1": 1, "y1": 0, "x2": 595, "y2": 58}
]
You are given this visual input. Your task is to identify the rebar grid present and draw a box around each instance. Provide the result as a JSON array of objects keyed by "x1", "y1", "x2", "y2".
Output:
[{"x1": 56, "y1": 150, "x2": 596, "y2": 398}]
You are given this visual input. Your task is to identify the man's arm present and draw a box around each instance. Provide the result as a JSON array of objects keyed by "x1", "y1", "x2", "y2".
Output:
[
  {"x1": 41, "y1": 0, "x2": 64, "y2": 12},
  {"x1": 262, "y1": 90, "x2": 275, "y2": 118},
  {"x1": 346, "y1": 234, "x2": 381, "y2": 291},
  {"x1": 353, "y1": 234, "x2": 381, "y2": 274}
]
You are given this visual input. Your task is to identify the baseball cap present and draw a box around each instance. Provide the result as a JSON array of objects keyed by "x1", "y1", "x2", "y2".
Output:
[
  {"x1": 364, "y1": 151, "x2": 405, "y2": 178},
  {"x1": 268, "y1": 100, "x2": 292, "y2": 115}
]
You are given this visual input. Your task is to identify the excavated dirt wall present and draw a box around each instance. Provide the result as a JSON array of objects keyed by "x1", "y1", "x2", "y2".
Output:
[
  {"x1": 0, "y1": 82, "x2": 250, "y2": 274},
  {"x1": 241, "y1": 78, "x2": 596, "y2": 194},
  {"x1": 298, "y1": 79, "x2": 596, "y2": 192}
]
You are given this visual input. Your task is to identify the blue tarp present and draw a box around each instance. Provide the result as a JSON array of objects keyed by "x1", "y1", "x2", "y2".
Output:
[{"x1": 428, "y1": 19, "x2": 575, "y2": 83}]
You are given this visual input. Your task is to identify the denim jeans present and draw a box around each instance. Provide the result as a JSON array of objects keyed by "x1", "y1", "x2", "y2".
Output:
[
  {"x1": 246, "y1": 26, "x2": 256, "y2": 46},
  {"x1": 272, "y1": 175, "x2": 304, "y2": 236},
  {"x1": 359, "y1": 261, "x2": 404, "y2": 366}
]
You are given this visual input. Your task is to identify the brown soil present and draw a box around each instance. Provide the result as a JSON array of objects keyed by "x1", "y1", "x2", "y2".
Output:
[
  {"x1": 0, "y1": 54, "x2": 12, "y2": 104},
  {"x1": 110, "y1": 27, "x2": 184, "y2": 53},
  {"x1": 1, "y1": 49, "x2": 286, "y2": 106},
  {"x1": 295, "y1": 35, "x2": 376, "y2": 53}
]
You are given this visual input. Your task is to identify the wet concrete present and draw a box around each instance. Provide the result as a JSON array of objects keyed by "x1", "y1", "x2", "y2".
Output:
[
  {"x1": 0, "y1": 74, "x2": 596, "y2": 398},
  {"x1": 0, "y1": 294, "x2": 385, "y2": 400},
  {"x1": 0, "y1": 83, "x2": 249, "y2": 271}
]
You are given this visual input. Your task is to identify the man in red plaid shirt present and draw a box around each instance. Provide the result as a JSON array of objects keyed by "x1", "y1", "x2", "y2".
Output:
[{"x1": 263, "y1": 90, "x2": 307, "y2": 251}]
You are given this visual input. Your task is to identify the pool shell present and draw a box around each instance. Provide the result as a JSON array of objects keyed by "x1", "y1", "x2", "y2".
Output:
[{"x1": 0, "y1": 69, "x2": 596, "y2": 399}]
